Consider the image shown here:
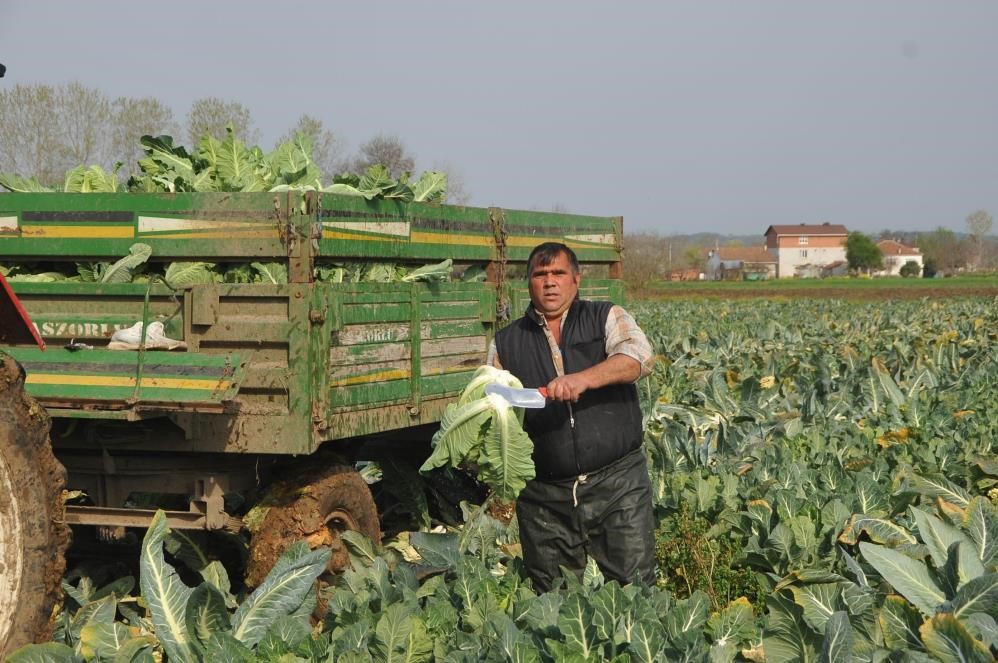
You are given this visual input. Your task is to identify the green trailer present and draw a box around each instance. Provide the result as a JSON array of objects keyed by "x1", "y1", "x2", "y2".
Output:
[{"x1": 0, "y1": 190, "x2": 625, "y2": 620}]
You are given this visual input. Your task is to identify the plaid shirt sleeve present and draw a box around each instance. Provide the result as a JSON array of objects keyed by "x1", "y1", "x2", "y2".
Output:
[
  {"x1": 486, "y1": 339, "x2": 503, "y2": 369},
  {"x1": 605, "y1": 305, "x2": 654, "y2": 379}
]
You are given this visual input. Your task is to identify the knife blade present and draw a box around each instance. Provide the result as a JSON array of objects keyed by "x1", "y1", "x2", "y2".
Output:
[{"x1": 484, "y1": 383, "x2": 548, "y2": 408}]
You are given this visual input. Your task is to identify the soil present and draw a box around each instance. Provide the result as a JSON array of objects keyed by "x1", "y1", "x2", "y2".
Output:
[
  {"x1": 0, "y1": 355, "x2": 70, "y2": 657},
  {"x1": 244, "y1": 464, "x2": 381, "y2": 587}
]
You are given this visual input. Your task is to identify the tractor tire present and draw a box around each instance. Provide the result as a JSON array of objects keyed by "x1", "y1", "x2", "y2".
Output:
[
  {"x1": 245, "y1": 464, "x2": 381, "y2": 587},
  {"x1": 0, "y1": 355, "x2": 70, "y2": 658}
]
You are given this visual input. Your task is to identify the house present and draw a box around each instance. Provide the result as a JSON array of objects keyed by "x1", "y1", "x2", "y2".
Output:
[
  {"x1": 876, "y1": 239, "x2": 923, "y2": 276},
  {"x1": 705, "y1": 246, "x2": 777, "y2": 280},
  {"x1": 764, "y1": 223, "x2": 848, "y2": 278}
]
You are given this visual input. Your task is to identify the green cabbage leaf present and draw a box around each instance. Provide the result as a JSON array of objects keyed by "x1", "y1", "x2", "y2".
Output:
[{"x1": 420, "y1": 365, "x2": 535, "y2": 501}]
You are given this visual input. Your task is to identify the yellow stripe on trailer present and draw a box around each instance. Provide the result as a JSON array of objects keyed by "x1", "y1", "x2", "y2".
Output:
[
  {"x1": 142, "y1": 230, "x2": 279, "y2": 239},
  {"x1": 329, "y1": 368, "x2": 410, "y2": 387},
  {"x1": 20, "y1": 225, "x2": 135, "y2": 239},
  {"x1": 409, "y1": 231, "x2": 491, "y2": 246},
  {"x1": 26, "y1": 373, "x2": 231, "y2": 391}
]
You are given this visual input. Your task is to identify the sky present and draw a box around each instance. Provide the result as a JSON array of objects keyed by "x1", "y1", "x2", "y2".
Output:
[{"x1": 2, "y1": 1, "x2": 997, "y2": 237}]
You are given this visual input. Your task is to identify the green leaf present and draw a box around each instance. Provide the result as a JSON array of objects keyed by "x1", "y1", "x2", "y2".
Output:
[
  {"x1": 203, "y1": 632, "x2": 254, "y2": 661},
  {"x1": 231, "y1": 541, "x2": 330, "y2": 648},
  {"x1": 139, "y1": 135, "x2": 196, "y2": 181},
  {"x1": 707, "y1": 597, "x2": 757, "y2": 647},
  {"x1": 0, "y1": 172, "x2": 54, "y2": 192},
  {"x1": 214, "y1": 127, "x2": 254, "y2": 189},
  {"x1": 110, "y1": 635, "x2": 158, "y2": 662},
  {"x1": 165, "y1": 262, "x2": 218, "y2": 287},
  {"x1": 358, "y1": 164, "x2": 394, "y2": 195},
  {"x1": 198, "y1": 560, "x2": 237, "y2": 609},
  {"x1": 5, "y1": 642, "x2": 76, "y2": 662},
  {"x1": 372, "y1": 603, "x2": 433, "y2": 663},
  {"x1": 476, "y1": 394, "x2": 536, "y2": 500},
  {"x1": 101, "y1": 243, "x2": 152, "y2": 284},
  {"x1": 255, "y1": 615, "x2": 311, "y2": 659},
  {"x1": 964, "y1": 497, "x2": 998, "y2": 567},
  {"x1": 903, "y1": 474, "x2": 972, "y2": 510},
  {"x1": 557, "y1": 593, "x2": 598, "y2": 659},
  {"x1": 664, "y1": 590, "x2": 710, "y2": 645},
  {"x1": 762, "y1": 593, "x2": 822, "y2": 663},
  {"x1": 185, "y1": 583, "x2": 231, "y2": 652},
  {"x1": 838, "y1": 514, "x2": 917, "y2": 546},
  {"x1": 950, "y1": 573, "x2": 998, "y2": 619},
  {"x1": 341, "y1": 529, "x2": 380, "y2": 568},
  {"x1": 399, "y1": 258, "x2": 453, "y2": 283},
  {"x1": 412, "y1": 171, "x2": 447, "y2": 203},
  {"x1": 910, "y1": 507, "x2": 986, "y2": 586},
  {"x1": 789, "y1": 583, "x2": 843, "y2": 632},
  {"x1": 592, "y1": 581, "x2": 628, "y2": 643},
  {"x1": 818, "y1": 611, "x2": 852, "y2": 663},
  {"x1": 859, "y1": 542, "x2": 946, "y2": 615},
  {"x1": 251, "y1": 261, "x2": 288, "y2": 284},
  {"x1": 138, "y1": 510, "x2": 198, "y2": 663},
  {"x1": 79, "y1": 621, "x2": 131, "y2": 660},
  {"x1": 629, "y1": 619, "x2": 666, "y2": 662},
  {"x1": 919, "y1": 613, "x2": 993, "y2": 663},
  {"x1": 878, "y1": 594, "x2": 924, "y2": 649}
]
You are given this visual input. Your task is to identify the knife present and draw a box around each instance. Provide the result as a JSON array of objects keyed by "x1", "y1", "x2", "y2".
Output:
[{"x1": 484, "y1": 383, "x2": 548, "y2": 408}]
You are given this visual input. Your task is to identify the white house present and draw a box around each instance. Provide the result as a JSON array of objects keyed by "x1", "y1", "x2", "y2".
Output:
[
  {"x1": 764, "y1": 223, "x2": 848, "y2": 278},
  {"x1": 705, "y1": 246, "x2": 777, "y2": 280},
  {"x1": 876, "y1": 239, "x2": 923, "y2": 276}
]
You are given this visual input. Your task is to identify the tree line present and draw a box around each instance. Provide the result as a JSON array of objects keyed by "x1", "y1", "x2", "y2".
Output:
[{"x1": 0, "y1": 81, "x2": 470, "y2": 203}]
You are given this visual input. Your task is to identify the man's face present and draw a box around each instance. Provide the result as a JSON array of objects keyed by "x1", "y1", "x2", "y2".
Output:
[{"x1": 528, "y1": 251, "x2": 580, "y2": 317}]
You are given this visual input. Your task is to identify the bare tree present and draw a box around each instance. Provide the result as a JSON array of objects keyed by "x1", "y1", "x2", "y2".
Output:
[
  {"x1": 965, "y1": 209, "x2": 994, "y2": 271},
  {"x1": 0, "y1": 84, "x2": 63, "y2": 184},
  {"x1": 430, "y1": 160, "x2": 471, "y2": 205},
  {"x1": 350, "y1": 134, "x2": 415, "y2": 179},
  {"x1": 111, "y1": 97, "x2": 179, "y2": 176},
  {"x1": 187, "y1": 97, "x2": 259, "y2": 147},
  {"x1": 58, "y1": 82, "x2": 115, "y2": 169},
  {"x1": 276, "y1": 114, "x2": 344, "y2": 178}
]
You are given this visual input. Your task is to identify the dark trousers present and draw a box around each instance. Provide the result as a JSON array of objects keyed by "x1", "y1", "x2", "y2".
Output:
[{"x1": 516, "y1": 448, "x2": 656, "y2": 593}]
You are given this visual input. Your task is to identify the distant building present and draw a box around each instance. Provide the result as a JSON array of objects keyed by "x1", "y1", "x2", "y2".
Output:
[
  {"x1": 876, "y1": 239, "x2": 923, "y2": 276},
  {"x1": 705, "y1": 246, "x2": 777, "y2": 280},
  {"x1": 764, "y1": 223, "x2": 848, "y2": 278}
]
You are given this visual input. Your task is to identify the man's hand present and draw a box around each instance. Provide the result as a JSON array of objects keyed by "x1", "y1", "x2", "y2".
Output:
[{"x1": 545, "y1": 354, "x2": 641, "y2": 403}]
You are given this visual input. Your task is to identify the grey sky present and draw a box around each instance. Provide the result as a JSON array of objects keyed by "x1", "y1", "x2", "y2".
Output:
[{"x1": 2, "y1": 1, "x2": 996, "y2": 236}]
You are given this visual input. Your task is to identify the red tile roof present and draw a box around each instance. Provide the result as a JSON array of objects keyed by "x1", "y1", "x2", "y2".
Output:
[
  {"x1": 765, "y1": 224, "x2": 849, "y2": 236},
  {"x1": 711, "y1": 246, "x2": 775, "y2": 262},
  {"x1": 877, "y1": 239, "x2": 921, "y2": 255}
]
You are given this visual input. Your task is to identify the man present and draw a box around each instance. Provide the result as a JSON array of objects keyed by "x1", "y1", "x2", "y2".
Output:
[{"x1": 487, "y1": 241, "x2": 656, "y2": 592}]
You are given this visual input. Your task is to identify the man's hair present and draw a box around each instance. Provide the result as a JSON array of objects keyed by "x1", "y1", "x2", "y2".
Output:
[{"x1": 527, "y1": 242, "x2": 580, "y2": 275}]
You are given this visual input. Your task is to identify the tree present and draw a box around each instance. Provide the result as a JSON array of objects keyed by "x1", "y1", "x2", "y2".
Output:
[
  {"x1": 350, "y1": 134, "x2": 415, "y2": 179},
  {"x1": 110, "y1": 97, "x2": 179, "y2": 177},
  {"x1": 899, "y1": 260, "x2": 921, "y2": 278},
  {"x1": 275, "y1": 114, "x2": 344, "y2": 179},
  {"x1": 965, "y1": 209, "x2": 993, "y2": 271},
  {"x1": 58, "y1": 82, "x2": 115, "y2": 169},
  {"x1": 845, "y1": 232, "x2": 883, "y2": 274},
  {"x1": 917, "y1": 227, "x2": 968, "y2": 276},
  {"x1": 1, "y1": 82, "x2": 179, "y2": 185},
  {"x1": 431, "y1": 160, "x2": 471, "y2": 205},
  {"x1": 186, "y1": 97, "x2": 259, "y2": 147},
  {"x1": 0, "y1": 84, "x2": 63, "y2": 185}
]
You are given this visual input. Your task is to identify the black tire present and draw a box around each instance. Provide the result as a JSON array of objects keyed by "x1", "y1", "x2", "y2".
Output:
[
  {"x1": 0, "y1": 355, "x2": 70, "y2": 657},
  {"x1": 245, "y1": 464, "x2": 381, "y2": 587}
]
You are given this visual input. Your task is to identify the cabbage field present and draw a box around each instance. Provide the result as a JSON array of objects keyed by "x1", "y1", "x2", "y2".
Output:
[{"x1": 12, "y1": 296, "x2": 997, "y2": 662}]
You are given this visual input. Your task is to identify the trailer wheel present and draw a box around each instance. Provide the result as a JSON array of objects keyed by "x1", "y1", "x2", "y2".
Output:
[
  {"x1": 0, "y1": 356, "x2": 70, "y2": 658},
  {"x1": 245, "y1": 464, "x2": 381, "y2": 587}
]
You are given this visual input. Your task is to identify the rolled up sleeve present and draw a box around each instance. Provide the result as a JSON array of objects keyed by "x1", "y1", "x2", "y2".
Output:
[{"x1": 605, "y1": 305, "x2": 654, "y2": 379}]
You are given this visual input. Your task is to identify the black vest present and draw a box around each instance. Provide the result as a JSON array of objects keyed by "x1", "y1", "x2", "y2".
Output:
[{"x1": 494, "y1": 299, "x2": 644, "y2": 481}]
